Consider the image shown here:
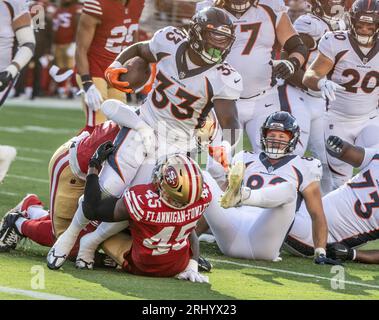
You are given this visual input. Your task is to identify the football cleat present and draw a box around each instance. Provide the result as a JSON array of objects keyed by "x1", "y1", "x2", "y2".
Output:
[
  {"x1": 198, "y1": 256, "x2": 213, "y2": 272},
  {"x1": 0, "y1": 211, "x2": 23, "y2": 252},
  {"x1": 219, "y1": 161, "x2": 245, "y2": 208},
  {"x1": 46, "y1": 247, "x2": 68, "y2": 270},
  {"x1": 94, "y1": 251, "x2": 118, "y2": 269},
  {"x1": 198, "y1": 233, "x2": 216, "y2": 243},
  {"x1": 75, "y1": 258, "x2": 94, "y2": 270}
]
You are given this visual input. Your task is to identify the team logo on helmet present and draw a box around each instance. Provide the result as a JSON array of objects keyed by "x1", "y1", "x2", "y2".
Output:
[{"x1": 164, "y1": 166, "x2": 179, "y2": 188}]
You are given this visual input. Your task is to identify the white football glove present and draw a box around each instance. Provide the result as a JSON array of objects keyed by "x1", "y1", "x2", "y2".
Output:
[
  {"x1": 317, "y1": 78, "x2": 345, "y2": 101},
  {"x1": 176, "y1": 259, "x2": 209, "y2": 283},
  {"x1": 81, "y1": 83, "x2": 103, "y2": 112},
  {"x1": 135, "y1": 121, "x2": 156, "y2": 155}
]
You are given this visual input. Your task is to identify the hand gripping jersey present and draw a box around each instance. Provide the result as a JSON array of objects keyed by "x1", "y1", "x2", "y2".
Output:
[
  {"x1": 141, "y1": 26, "x2": 242, "y2": 149},
  {"x1": 318, "y1": 30, "x2": 379, "y2": 119},
  {"x1": 0, "y1": 0, "x2": 29, "y2": 71},
  {"x1": 82, "y1": 0, "x2": 145, "y2": 78},
  {"x1": 69, "y1": 120, "x2": 120, "y2": 180},
  {"x1": 222, "y1": 0, "x2": 287, "y2": 98},
  {"x1": 53, "y1": 3, "x2": 82, "y2": 45},
  {"x1": 122, "y1": 182, "x2": 212, "y2": 277},
  {"x1": 289, "y1": 148, "x2": 379, "y2": 251},
  {"x1": 235, "y1": 151, "x2": 322, "y2": 211}
]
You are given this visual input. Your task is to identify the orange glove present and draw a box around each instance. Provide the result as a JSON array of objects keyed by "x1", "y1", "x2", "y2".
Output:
[
  {"x1": 208, "y1": 144, "x2": 230, "y2": 172},
  {"x1": 104, "y1": 67, "x2": 134, "y2": 93},
  {"x1": 140, "y1": 63, "x2": 156, "y2": 95}
]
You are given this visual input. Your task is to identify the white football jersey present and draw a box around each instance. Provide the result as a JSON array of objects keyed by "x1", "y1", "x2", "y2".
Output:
[
  {"x1": 140, "y1": 26, "x2": 242, "y2": 150},
  {"x1": 0, "y1": 0, "x2": 29, "y2": 71},
  {"x1": 235, "y1": 151, "x2": 322, "y2": 210},
  {"x1": 292, "y1": 148, "x2": 379, "y2": 248},
  {"x1": 318, "y1": 30, "x2": 379, "y2": 119},
  {"x1": 223, "y1": 0, "x2": 287, "y2": 98}
]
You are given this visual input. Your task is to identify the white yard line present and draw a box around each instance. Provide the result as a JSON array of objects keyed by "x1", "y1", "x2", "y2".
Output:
[
  {"x1": 13, "y1": 146, "x2": 53, "y2": 155},
  {"x1": 16, "y1": 156, "x2": 45, "y2": 163},
  {"x1": 0, "y1": 286, "x2": 77, "y2": 300},
  {"x1": 6, "y1": 174, "x2": 49, "y2": 184},
  {"x1": 0, "y1": 191, "x2": 20, "y2": 197},
  {"x1": 209, "y1": 258, "x2": 379, "y2": 290}
]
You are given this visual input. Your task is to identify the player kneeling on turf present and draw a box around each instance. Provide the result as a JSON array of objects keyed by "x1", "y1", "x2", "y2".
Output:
[{"x1": 47, "y1": 143, "x2": 211, "y2": 282}]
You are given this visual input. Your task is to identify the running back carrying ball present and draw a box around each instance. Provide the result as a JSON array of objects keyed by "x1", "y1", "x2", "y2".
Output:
[{"x1": 119, "y1": 56, "x2": 151, "y2": 91}]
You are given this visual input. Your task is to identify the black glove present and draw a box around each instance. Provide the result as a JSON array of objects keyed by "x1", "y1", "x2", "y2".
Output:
[
  {"x1": 326, "y1": 135, "x2": 345, "y2": 158},
  {"x1": 327, "y1": 243, "x2": 355, "y2": 262},
  {"x1": 0, "y1": 71, "x2": 13, "y2": 92},
  {"x1": 273, "y1": 57, "x2": 299, "y2": 80},
  {"x1": 198, "y1": 256, "x2": 212, "y2": 272},
  {"x1": 89, "y1": 141, "x2": 115, "y2": 170},
  {"x1": 314, "y1": 253, "x2": 343, "y2": 265}
]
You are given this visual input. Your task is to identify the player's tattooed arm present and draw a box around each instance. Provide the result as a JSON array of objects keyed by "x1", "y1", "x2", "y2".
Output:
[
  {"x1": 113, "y1": 42, "x2": 157, "y2": 66},
  {"x1": 302, "y1": 181, "x2": 328, "y2": 252},
  {"x1": 213, "y1": 99, "x2": 241, "y2": 147},
  {"x1": 326, "y1": 136, "x2": 365, "y2": 168}
]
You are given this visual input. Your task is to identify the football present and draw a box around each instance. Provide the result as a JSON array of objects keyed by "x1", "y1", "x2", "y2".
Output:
[{"x1": 119, "y1": 56, "x2": 151, "y2": 90}]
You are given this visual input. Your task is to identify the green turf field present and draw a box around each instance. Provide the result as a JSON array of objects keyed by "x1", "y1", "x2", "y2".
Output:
[{"x1": 1, "y1": 104, "x2": 379, "y2": 300}]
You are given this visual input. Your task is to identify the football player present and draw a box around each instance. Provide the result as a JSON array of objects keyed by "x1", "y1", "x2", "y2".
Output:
[
  {"x1": 47, "y1": 148, "x2": 211, "y2": 283},
  {"x1": 202, "y1": 111, "x2": 337, "y2": 264},
  {"x1": 72, "y1": 7, "x2": 242, "y2": 263},
  {"x1": 205, "y1": 0, "x2": 308, "y2": 156},
  {"x1": 0, "y1": 102, "x2": 153, "y2": 254},
  {"x1": 75, "y1": 0, "x2": 145, "y2": 131},
  {"x1": 278, "y1": 0, "x2": 346, "y2": 194},
  {"x1": 286, "y1": 136, "x2": 379, "y2": 264},
  {"x1": 303, "y1": 0, "x2": 379, "y2": 189}
]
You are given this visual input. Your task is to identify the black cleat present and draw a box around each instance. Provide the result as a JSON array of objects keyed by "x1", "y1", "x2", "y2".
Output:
[
  {"x1": 0, "y1": 211, "x2": 23, "y2": 252},
  {"x1": 198, "y1": 256, "x2": 212, "y2": 272}
]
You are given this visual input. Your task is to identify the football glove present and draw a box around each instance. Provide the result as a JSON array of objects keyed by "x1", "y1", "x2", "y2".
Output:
[
  {"x1": 208, "y1": 141, "x2": 231, "y2": 172},
  {"x1": 314, "y1": 248, "x2": 342, "y2": 265},
  {"x1": 326, "y1": 135, "x2": 345, "y2": 158},
  {"x1": 176, "y1": 259, "x2": 209, "y2": 283},
  {"x1": 105, "y1": 66, "x2": 133, "y2": 93},
  {"x1": 272, "y1": 58, "x2": 299, "y2": 80},
  {"x1": 81, "y1": 82, "x2": 103, "y2": 112},
  {"x1": 317, "y1": 78, "x2": 345, "y2": 101},
  {"x1": 89, "y1": 141, "x2": 115, "y2": 171},
  {"x1": 327, "y1": 243, "x2": 355, "y2": 262},
  {"x1": 0, "y1": 71, "x2": 13, "y2": 92}
]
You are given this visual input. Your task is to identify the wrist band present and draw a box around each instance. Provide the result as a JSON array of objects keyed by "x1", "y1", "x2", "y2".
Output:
[{"x1": 81, "y1": 74, "x2": 92, "y2": 82}]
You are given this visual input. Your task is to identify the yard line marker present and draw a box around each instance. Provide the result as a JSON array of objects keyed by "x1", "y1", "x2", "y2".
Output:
[
  {"x1": 0, "y1": 191, "x2": 20, "y2": 197},
  {"x1": 14, "y1": 146, "x2": 53, "y2": 155},
  {"x1": 7, "y1": 174, "x2": 49, "y2": 184},
  {"x1": 16, "y1": 156, "x2": 45, "y2": 163},
  {"x1": 0, "y1": 286, "x2": 77, "y2": 300},
  {"x1": 209, "y1": 258, "x2": 379, "y2": 290}
]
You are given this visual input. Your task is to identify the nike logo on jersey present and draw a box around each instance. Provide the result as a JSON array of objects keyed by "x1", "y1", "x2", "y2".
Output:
[
  {"x1": 234, "y1": 78, "x2": 241, "y2": 84},
  {"x1": 304, "y1": 22, "x2": 312, "y2": 25},
  {"x1": 265, "y1": 104, "x2": 273, "y2": 108},
  {"x1": 318, "y1": 164, "x2": 322, "y2": 168}
]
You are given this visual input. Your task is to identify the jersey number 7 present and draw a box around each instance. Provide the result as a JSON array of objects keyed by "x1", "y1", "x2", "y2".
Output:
[{"x1": 241, "y1": 23, "x2": 261, "y2": 56}]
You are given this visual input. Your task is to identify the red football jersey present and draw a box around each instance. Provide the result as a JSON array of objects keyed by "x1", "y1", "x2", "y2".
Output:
[
  {"x1": 53, "y1": 3, "x2": 82, "y2": 45},
  {"x1": 76, "y1": 121, "x2": 120, "y2": 175},
  {"x1": 82, "y1": 0, "x2": 145, "y2": 78},
  {"x1": 122, "y1": 183, "x2": 212, "y2": 277}
]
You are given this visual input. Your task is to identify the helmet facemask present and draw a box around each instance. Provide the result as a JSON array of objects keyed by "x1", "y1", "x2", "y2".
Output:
[
  {"x1": 189, "y1": 23, "x2": 235, "y2": 64},
  {"x1": 261, "y1": 129, "x2": 296, "y2": 159},
  {"x1": 349, "y1": 14, "x2": 379, "y2": 46},
  {"x1": 225, "y1": 0, "x2": 255, "y2": 13}
]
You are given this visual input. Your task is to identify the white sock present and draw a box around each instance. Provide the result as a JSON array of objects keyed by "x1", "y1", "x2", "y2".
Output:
[
  {"x1": 26, "y1": 206, "x2": 49, "y2": 220},
  {"x1": 15, "y1": 217, "x2": 27, "y2": 235}
]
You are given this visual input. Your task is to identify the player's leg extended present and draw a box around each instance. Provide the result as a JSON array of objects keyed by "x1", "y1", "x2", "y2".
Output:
[
  {"x1": 324, "y1": 113, "x2": 360, "y2": 189},
  {"x1": 247, "y1": 183, "x2": 297, "y2": 261},
  {"x1": 48, "y1": 141, "x2": 85, "y2": 238}
]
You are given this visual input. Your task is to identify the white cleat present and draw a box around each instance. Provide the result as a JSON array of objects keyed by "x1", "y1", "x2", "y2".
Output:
[
  {"x1": 46, "y1": 231, "x2": 78, "y2": 270},
  {"x1": 47, "y1": 247, "x2": 68, "y2": 270},
  {"x1": 219, "y1": 161, "x2": 245, "y2": 208},
  {"x1": 198, "y1": 234, "x2": 216, "y2": 243},
  {"x1": 75, "y1": 232, "x2": 98, "y2": 270}
]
